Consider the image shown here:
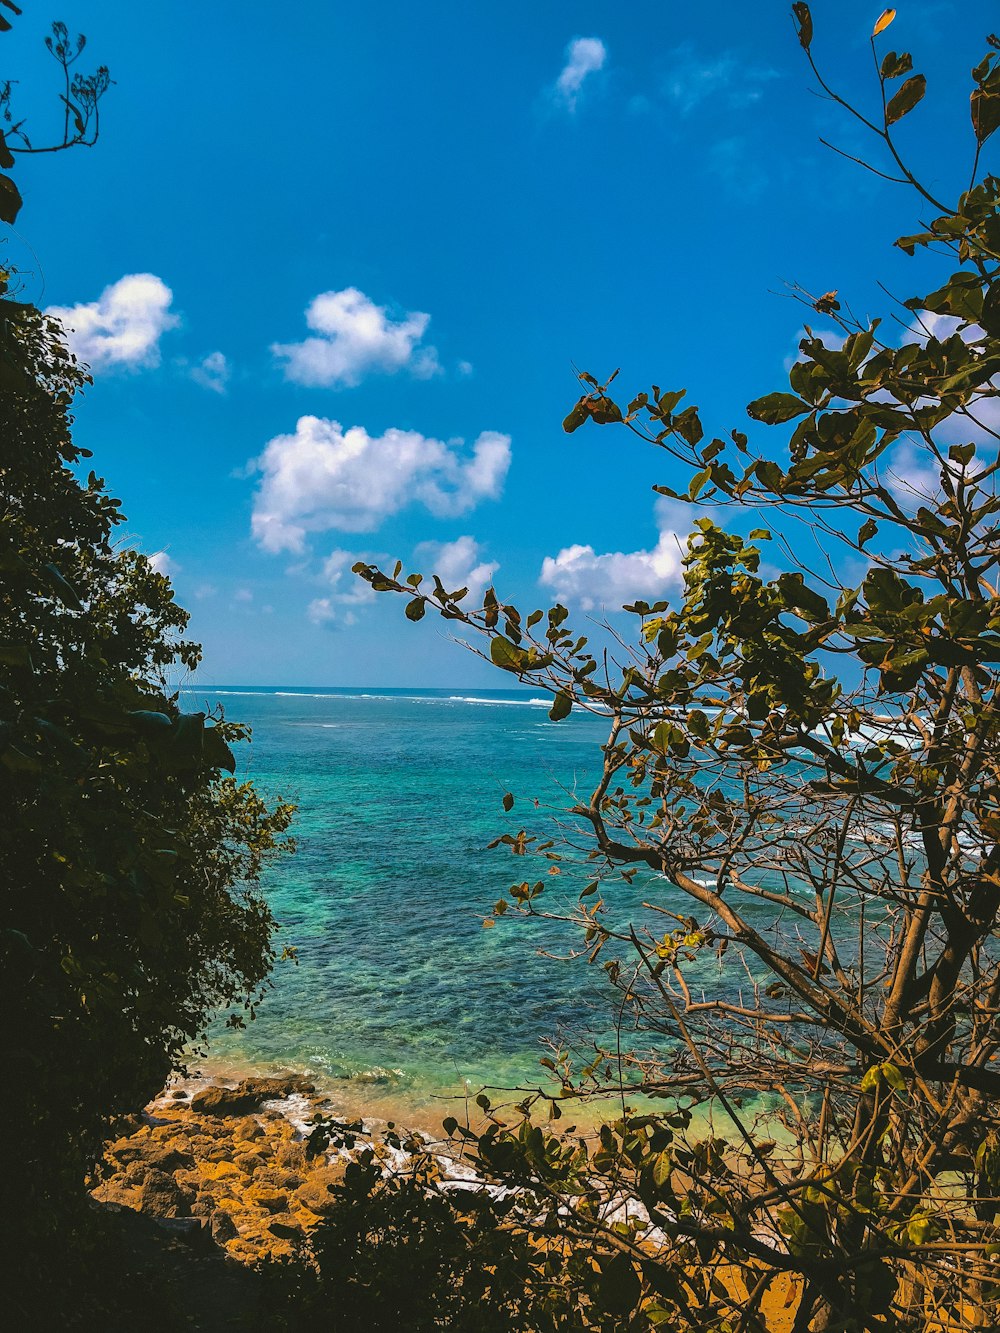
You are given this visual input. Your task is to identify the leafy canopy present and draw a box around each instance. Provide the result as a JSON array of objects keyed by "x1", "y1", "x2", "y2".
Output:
[{"x1": 355, "y1": 10, "x2": 1000, "y2": 1331}]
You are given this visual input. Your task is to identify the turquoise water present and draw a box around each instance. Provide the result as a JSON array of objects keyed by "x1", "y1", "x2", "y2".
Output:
[{"x1": 184, "y1": 685, "x2": 653, "y2": 1120}]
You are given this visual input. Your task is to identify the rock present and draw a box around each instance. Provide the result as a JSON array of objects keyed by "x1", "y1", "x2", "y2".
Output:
[
  {"x1": 233, "y1": 1119, "x2": 265, "y2": 1142},
  {"x1": 233, "y1": 1151, "x2": 268, "y2": 1175},
  {"x1": 293, "y1": 1162, "x2": 348, "y2": 1218},
  {"x1": 272, "y1": 1141, "x2": 307, "y2": 1171},
  {"x1": 190, "y1": 1076, "x2": 316, "y2": 1116},
  {"x1": 210, "y1": 1210, "x2": 240, "y2": 1243},
  {"x1": 123, "y1": 1161, "x2": 149, "y2": 1187},
  {"x1": 198, "y1": 1159, "x2": 241, "y2": 1181},
  {"x1": 91, "y1": 1177, "x2": 141, "y2": 1210},
  {"x1": 267, "y1": 1214, "x2": 303, "y2": 1241},
  {"x1": 137, "y1": 1168, "x2": 192, "y2": 1219},
  {"x1": 244, "y1": 1183, "x2": 288, "y2": 1213},
  {"x1": 109, "y1": 1139, "x2": 195, "y2": 1174}
]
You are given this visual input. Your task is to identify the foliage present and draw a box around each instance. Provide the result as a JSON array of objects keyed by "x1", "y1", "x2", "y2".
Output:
[
  {"x1": 1, "y1": 297, "x2": 294, "y2": 1260},
  {"x1": 356, "y1": 11, "x2": 1000, "y2": 1331},
  {"x1": 0, "y1": 13, "x2": 111, "y2": 226},
  {"x1": 0, "y1": 62, "x2": 293, "y2": 1311}
]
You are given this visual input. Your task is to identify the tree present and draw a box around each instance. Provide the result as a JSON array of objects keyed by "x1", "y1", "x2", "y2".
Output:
[
  {"x1": 0, "y1": 16, "x2": 294, "y2": 1301},
  {"x1": 355, "y1": 10, "x2": 1000, "y2": 1330}
]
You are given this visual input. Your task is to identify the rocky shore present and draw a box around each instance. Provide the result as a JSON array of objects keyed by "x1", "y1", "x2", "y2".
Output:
[{"x1": 90, "y1": 1073, "x2": 406, "y2": 1265}]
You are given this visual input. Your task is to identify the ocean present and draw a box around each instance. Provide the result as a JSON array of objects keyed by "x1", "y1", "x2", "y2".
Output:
[{"x1": 182, "y1": 685, "x2": 654, "y2": 1123}]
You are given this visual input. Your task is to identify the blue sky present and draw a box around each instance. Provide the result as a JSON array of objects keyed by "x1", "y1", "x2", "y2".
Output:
[{"x1": 4, "y1": 0, "x2": 987, "y2": 685}]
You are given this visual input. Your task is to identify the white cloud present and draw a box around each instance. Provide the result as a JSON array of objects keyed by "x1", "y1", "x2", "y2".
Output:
[
  {"x1": 539, "y1": 502, "x2": 687, "y2": 610},
  {"x1": 46, "y1": 273, "x2": 178, "y2": 370},
  {"x1": 308, "y1": 598, "x2": 358, "y2": 628},
  {"x1": 249, "y1": 417, "x2": 511, "y2": 553},
  {"x1": 146, "y1": 550, "x2": 177, "y2": 577},
  {"x1": 234, "y1": 587, "x2": 254, "y2": 603},
  {"x1": 555, "y1": 37, "x2": 606, "y2": 110},
  {"x1": 191, "y1": 350, "x2": 230, "y2": 393},
  {"x1": 902, "y1": 311, "x2": 981, "y2": 345},
  {"x1": 412, "y1": 535, "x2": 498, "y2": 600},
  {"x1": 272, "y1": 287, "x2": 440, "y2": 388},
  {"x1": 319, "y1": 548, "x2": 377, "y2": 605}
]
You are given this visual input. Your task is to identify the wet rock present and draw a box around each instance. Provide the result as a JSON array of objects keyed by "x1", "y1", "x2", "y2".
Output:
[{"x1": 190, "y1": 1076, "x2": 316, "y2": 1116}]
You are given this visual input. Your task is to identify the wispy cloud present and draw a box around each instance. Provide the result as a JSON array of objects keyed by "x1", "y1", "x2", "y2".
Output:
[
  {"x1": 272, "y1": 287, "x2": 440, "y2": 388},
  {"x1": 248, "y1": 417, "x2": 511, "y2": 553},
  {"x1": 46, "y1": 273, "x2": 179, "y2": 371},
  {"x1": 307, "y1": 548, "x2": 378, "y2": 626},
  {"x1": 191, "y1": 350, "x2": 230, "y2": 393},
  {"x1": 661, "y1": 44, "x2": 778, "y2": 117},
  {"x1": 554, "y1": 37, "x2": 606, "y2": 111}
]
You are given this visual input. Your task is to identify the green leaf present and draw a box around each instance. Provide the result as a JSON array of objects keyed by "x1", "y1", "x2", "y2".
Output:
[
  {"x1": 562, "y1": 399, "x2": 589, "y2": 433},
  {"x1": 972, "y1": 87, "x2": 1000, "y2": 145},
  {"x1": 0, "y1": 642, "x2": 31, "y2": 667},
  {"x1": 886, "y1": 73, "x2": 926, "y2": 125},
  {"x1": 746, "y1": 392, "x2": 810, "y2": 425},
  {"x1": 502, "y1": 791, "x2": 514, "y2": 812},
  {"x1": 128, "y1": 710, "x2": 174, "y2": 734},
  {"x1": 596, "y1": 1254, "x2": 642, "y2": 1317},
  {"x1": 860, "y1": 1065, "x2": 882, "y2": 1092},
  {"x1": 982, "y1": 282, "x2": 1000, "y2": 337},
  {"x1": 881, "y1": 1060, "x2": 906, "y2": 1092},
  {"x1": 549, "y1": 691, "x2": 572, "y2": 721},
  {"x1": 652, "y1": 1148, "x2": 672, "y2": 1190},
  {"x1": 490, "y1": 636, "x2": 524, "y2": 672},
  {"x1": 203, "y1": 726, "x2": 237, "y2": 774},
  {"x1": 907, "y1": 1214, "x2": 932, "y2": 1245},
  {"x1": 911, "y1": 271, "x2": 984, "y2": 323},
  {"x1": 41, "y1": 562, "x2": 84, "y2": 611},
  {"x1": 404, "y1": 597, "x2": 426, "y2": 621},
  {"x1": 0, "y1": 172, "x2": 22, "y2": 224},
  {"x1": 858, "y1": 518, "x2": 878, "y2": 547}
]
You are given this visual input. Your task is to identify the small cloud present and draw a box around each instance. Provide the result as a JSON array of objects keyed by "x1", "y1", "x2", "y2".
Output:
[
  {"x1": 272, "y1": 287, "x2": 441, "y2": 388},
  {"x1": 412, "y1": 535, "x2": 498, "y2": 601},
  {"x1": 234, "y1": 587, "x2": 254, "y2": 603},
  {"x1": 554, "y1": 36, "x2": 606, "y2": 111},
  {"x1": 146, "y1": 550, "x2": 177, "y2": 577},
  {"x1": 191, "y1": 350, "x2": 230, "y2": 393},
  {"x1": 45, "y1": 273, "x2": 178, "y2": 371},
  {"x1": 193, "y1": 583, "x2": 217, "y2": 600},
  {"x1": 320, "y1": 548, "x2": 377, "y2": 605},
  {"x1": 457, "y1": 360, "x2": 474, "y2": 378},
  {"x1": 539, "y1": 500, "x2": 689, "y2": 610},
  {"x1": 248, "y1": 417, "x2": 511, "y2": 553}
]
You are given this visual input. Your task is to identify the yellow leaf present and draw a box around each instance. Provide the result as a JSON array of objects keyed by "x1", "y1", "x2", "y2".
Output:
[{"x1": 873, "y1": 8, "x2": 896, "y2": 36}]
